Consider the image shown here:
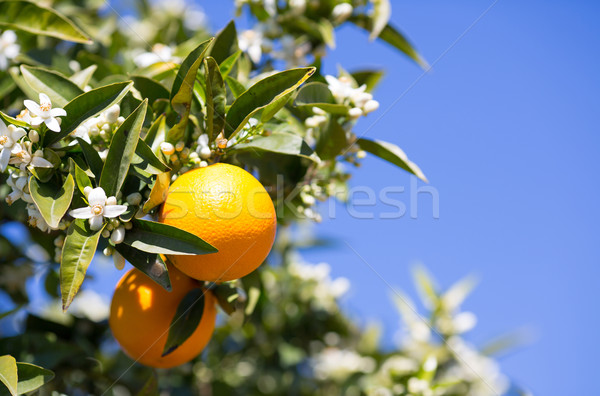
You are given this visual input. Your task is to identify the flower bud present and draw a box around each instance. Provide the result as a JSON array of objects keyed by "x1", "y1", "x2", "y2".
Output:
[
  {"x1": 126, "y1": 192, "x2": 142, "y2": 206},
  {"x1": 111, "y1": 226, "x2": 125, "y2": 244},
  {"x1": 332, "y1": 3, "x2": 353, "y2": 23},
  {"x1": 83, "y1": 186, "x2": 93, "y2": 197},
  {"x1": 200, "y1": 160, "x2": 208, "y2": 168},
  {"x1": 28, "y1": 130, "x2": 39, "y2": 143},
  {"x1": 348, "y1": 107, "x2": 363, "y2": 119},
  {"x1": 160, "y1": 142, "x2": 175, "y2": 156},
  {"x1": 113, "y1": 251, "x2": 126, "y2": 270},
  {"x1": 105, "y1": 104, "x2": 120, "y2": 124},
  {"x1": 106, "y1": 196, "x2": 117, "y2": 206},
  {"x1": 199, "y1": 145, "x2": 212, "y2": 159},
  {"x1": 175, "y1": 141, "x2": 185, "y2": 152},
  {"x1": 102, "y1": 229, "x2": 110, "y2": 239},
  {"x1": 103, "y1": 247, "x2": 113, "y2": 256},
  {"x1": 362, "y1": 99, "x2": 380, "y2": 114}
]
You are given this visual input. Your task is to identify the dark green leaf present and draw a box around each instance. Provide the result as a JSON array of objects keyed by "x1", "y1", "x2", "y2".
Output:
[
  {"x1": 209, "y1": 20, "x2": 238, "y2": 64},
  {"x1": 69, "y1": 158, "x2": 92, "y2": 196},
  {"x1": 132, "y1": 139, "x2": 170, "y2": 175},
  {"x1": 114, "y1": 244, "x2": 171, "y2": 292},
  {"x1": 0, "y1": 1, "x2": 91, "y2": 43},
  {"x1": 212, "y1": 283, "x2": 242, "y2": 315},
  {"x1": 162, "y1": 289, "x2": 205, "y2": 356},
  {"x1": 131, "y1": 75, "x2": 170, "y2": 105},
  {"x1": 15, "y1": 363, "x2": 54, "y2": 394},
  {"x1": 0, "y1": 355, "x2": 17, "y2": 396},
  {"x1": 123, "y1": 219, "x2": 217, "y2": 255},
  {"x1": 135, "y1": 373, "x2": 159, "y2": 396},
  {"x1": 20, "y1": 65, "x2": 83, "y2": 107},
  {"x1": 75, "y1": 137, "x2": 103, "y2": 180},
  {"x1": 29, "y1": 174, "x2": 74, "y2": 229},
  {"x1": 225, "y1": 75, "x2": 246, "y2": 98},
  {"x1": 316, "y1": 119, "x2": 348, "y2": 161},
  {"x1": 219, "y1": 50, "x2": 241, "y2": 78},
  {"x1": 225, "y1": 67, "x2": 315, "y2": 138},
  {"x1": 99, "y1": 100, "x2": 148, "y2": 196},
  {"x1": 143, "y1": 113, "x2": 166, "y2": 145},
  {"x1": 352, "y1": 69, "x2": 385, "y2": 92},
  {"x1": 44, "y1": 81, "x2": 132, "y2": 146},
  {"x1": 60, "y1": 219, "x2": 103, "y2": 311},
  {"x1": 233, "y1": 133, "x2": 315, "y2": 160},
  {"x1": 204, "y1": 57, "x2": 226, "y2": 141},
  {"x1": 169, "y1": 38, "x2": 213, "y2": 142},
  {"x1": 357, "y1": 138, "x2": 427, "y2": 182},
  {"x1": 351, "y1": 15, "x2": 427, "y2": 68}
]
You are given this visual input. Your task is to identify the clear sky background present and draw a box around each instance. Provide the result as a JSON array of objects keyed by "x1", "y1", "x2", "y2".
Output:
[
  {"x1": 197, "y1": 1, "x2": 600, "y2": 394},
  {"x1": 8, "y1": 1, "x2": 596, "y2": 394}
]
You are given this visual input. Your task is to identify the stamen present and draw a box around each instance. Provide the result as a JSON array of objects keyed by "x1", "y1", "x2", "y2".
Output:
[{"x1": 92, "y1": 204, "x2": 104, "y2": 216}]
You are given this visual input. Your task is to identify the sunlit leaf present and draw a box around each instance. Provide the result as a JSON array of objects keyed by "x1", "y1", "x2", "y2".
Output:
[
  {"x1": 204, "y1": 57, "x2": 226, "y2": 141},
  {"x1": 225, "y1": 67, "x2": 315, "y2": 138},
  {"x1": 29, "y1": 174, "x2": 74, "y2": 229},
  {"x1": 69, "y1": 65, "x2": 97, "y2": 89},
  {"x1": 132, "y1": 138, "x2": 170, "y2": 175},
  {"x1": 20, "y1": 65, "x2": 83, "y2": 107},
  {"x1": 15, "y1": 363, "x2": 54, "y2": 394},
  {"x1": 75, "y1": 137, "x2": 103, "y2": 180},
  {"x1": 370, "y1": 0, "x2": 392, "y2": 40},
  {"x1": 0, "y1": 1, "x2": 91, "y2": 44},
  {"x1": 131, "y1": 75, "x2": 170, "y2": 105},
  {"x1": 233, "y1": 133, "x2": 315, "y2": 160},
  {"x1": 142, "y1": 171, "x2": 170, "y2": 213},
  {"x1": 316, "y1": 119, "x2": 348, "y2": 160},
  {"x1": 60, "y1": 220, "x2": 103, "y2": 311},
  {"x1": 294, "y1": 82, "x2": 349, "y2": 115},
  {"x1": 219, "y1": 50, "x2": 242, "y2": 78},
  {"x1": 0, "y1": 355, "x2": 17, "y2": 396},
  {"x1": 209, "y1": 20, "x2": 239, "y2": 64}
]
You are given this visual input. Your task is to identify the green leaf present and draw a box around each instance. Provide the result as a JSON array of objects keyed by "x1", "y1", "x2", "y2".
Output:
[
  {"x1": 225, "y1": 67, "x2": 315, "y2": 138},
  {"x1": 162, "y1": 289, "x2": 205, "y2": 356},
  {"x1": 233, "y1": 133, "x2": 315, "y2": 160},
  {"x1": 225, "y1": 75, "x2": 246, "y2": 98},
  {"x1": 29, "y1": 174, "x2": 74, "y2": 229},
  {"x1": 204, "y1": 57, "x2": 226, "y2": 141},
  {"x1": 352, "y1": 69, "x2": 385, "y2": 92},
  {"x1": 143, "y1": 113, "x2": 166, "y2": 146},
  {"x1": 123, "y1": 219, "x2": 217, "y2": 256},
  {"x1": 244, "y1": 286, "x2": 260, "y2": 316},
  {"x1": 132, "y1": 139, "x2": 170, "y2": 175},
  {"x1": 60, "y1": 219, "x2": 103, "y2": 311},
  {"x1": 69, "y1": 65, "x2": 97, "y2": 89},
  {"x1": 0, "y1": 355, "x2": 17, "y2": 396},
  {"x1": 316, "y1": 119, "x2": 348, "y2": 161},
  {"x1": 75, "y1": 137, "x2": 103, "y2": 180},
  {"x1": 351, "y1": 15, "x2": 428, "y2": 68},
  {"x1": 99, "y1": 100, "x2": 148, "y2": 197},
  {"x1": 142, "y1": 172, "x2": 170, "y2": 213},
  {"x1": 44, "y1": 81, "x2": 132, "y2": 146},
  {"x1": 169, "y1": 38, "x2": 213, "y2": 142},
  {"x1": 209, "y1": 20, "x2": 239, "y2": 64},
  {"x1": 219, "y1": 50, "x2": 242, "y2": 78},
  {"x1": 20, "y1": 65, "x2": 83, "y2": 107},
  {"x1": 357, "y1": 138, "x2": 427, "y2": 182},
  {"x1": 317, "y1": 18, "x2": 335, "y2": 49},
  {"x1": 131, "y1": 75, "x2": 170, "y2": 105},
  {"x1": 0, "y1": 111, "x2": 28, "y2": 129},
  {"x1": 69, "y1": 158, "x2": 92, "y2": 196},
  {"x1": 15, "y1": 363, "x2": 54, "y2": 394},
  {"x1": 212, "y1": 283, "x2": 242, "y2": 315},
  {"x1": 114, "y1": 244, "x2": 171, "y2": 292},
  {"x1": 294, "y1": 82, "x2": 348, "y2": 115},
  {"x1": 0, "y1": 1, "x2": 91, "y2": 44},
  {"x1": 370, "y1": 0, "x2": 392, "y2": 40},
  {"x1": 135, "y1": 373, "x2": 159, "y2": 396}
]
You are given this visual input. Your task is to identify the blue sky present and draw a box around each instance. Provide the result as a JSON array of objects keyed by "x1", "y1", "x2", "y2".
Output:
[{"x1": 201, "y1": 0, "x2": 599, "y2": 394}]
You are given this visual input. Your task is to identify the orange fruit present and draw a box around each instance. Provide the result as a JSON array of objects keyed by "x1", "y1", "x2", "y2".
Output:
[
  {"x1": 109, "y1": 266, "x2": 216, "y2": 368},
  {"x1": 158, "y1": 163, "x2": 277, "y2": 282}
]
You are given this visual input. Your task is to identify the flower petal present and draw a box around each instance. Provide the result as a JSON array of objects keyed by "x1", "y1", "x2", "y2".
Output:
[
  {"x1": 31, "y1": 157, "x2": 53, "y2": 168},
  {"x1": 0, "y1": 119, "x2": 7, "y2": 134},
  {"x1": 69, "y1": 207, "x2": 94, "y2": 219},
  {"x1": 44, "y1": 117, "x2": 61, "y2": 132},
  {"x1": 103, "y1": 205, "x2": 128, "y2": 218},
  {"x1": 88, "y1": 187, "x2": 107, "y2": 207},
  {"x1": 29, "y1": 117, "x2": 43, "y2": 126},
  {"x1": 50, "y1": 108, "x2": 66, "y2": 117},
  {"x1": 39, "y1": 93, "x2": 51, "y2": 107},
  {"x1": 0, "y1": 148, "x2": 10, "y2": 172},
  {"x1": 24, "y1": 100, "x2": 41, "y2": 116},
  {"x1": 89, "y1": 215, "x2": 104, "y2": 231},
  {"x1": 10, "y1": 127, "x2": 26, "y2": 141}
]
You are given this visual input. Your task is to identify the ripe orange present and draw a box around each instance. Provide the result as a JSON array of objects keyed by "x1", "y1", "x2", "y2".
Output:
[
  {"x1": 109, "y1": 266, "x2": 216, "y2": 368},
  {"x1": 158, "y1": 163, "x2": 277, "y2": 282}
]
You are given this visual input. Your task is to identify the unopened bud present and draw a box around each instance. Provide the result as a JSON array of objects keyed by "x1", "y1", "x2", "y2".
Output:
[
  {"x1": 160, "y1": 142, "x2": 175, "y2": 156},
  {"x1": 28, "y1": 130, "x2": 39, "y2": 143}
]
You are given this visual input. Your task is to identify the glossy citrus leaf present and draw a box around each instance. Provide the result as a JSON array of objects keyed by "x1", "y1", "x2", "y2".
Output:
[{"x1": 29, "y1": 174, "x2": 75, "y2": 229}]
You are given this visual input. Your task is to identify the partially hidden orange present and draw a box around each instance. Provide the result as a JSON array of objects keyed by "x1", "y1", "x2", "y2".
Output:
[
  {"x1": 109, "y1": 266, "x2": 216, "y2": 368},
  {"x1": 158, "y1": 163, "x2": 277, "y2": 282}
]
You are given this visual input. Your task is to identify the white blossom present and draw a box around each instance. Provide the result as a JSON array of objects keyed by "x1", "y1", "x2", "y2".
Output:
[
  {"x1": 9, "y1": 141, "x2": 53, "y2": 172},
  {"x1": 69, "y1": 187, "x2": 127, "y2": 231},
  {"x1": 27, "y1": 204, "x2": 51, "y2": 232},
  {"x1": 68, "y1": 289, "x2": 110, "y2": 322},
  {"x1": 5, "y1": 170, "x2": 32, "y2": 205},
  {"x1": 24, "y1": 93, "x2": 67, "y2": 132},
  {"x1": 275, "y1": 35, "x2": 311, "y2": 67},
  {"x1": 0, "y1": 121, "x2": 26, "y2": 171},
  {"x1": 134, "y1": 43, "x2": 179, "y2": 68},
  {"x1": 332, "y1": 3, "x2": 354, "y2": 23},
  {"x1": 0, "y1": 30, "x2": 19, "y2": 70},
  {"x1": 238, "y1": 28, "x2": 271, "y2": 64},
  {"x1": 312, "y1": 348, "x2": 375, "y2": 381}
]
